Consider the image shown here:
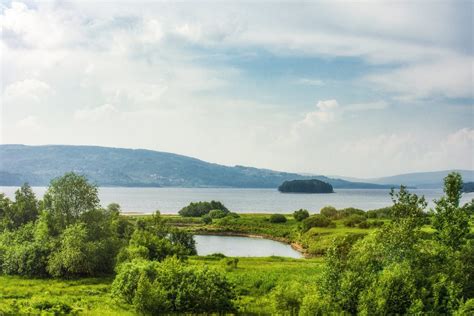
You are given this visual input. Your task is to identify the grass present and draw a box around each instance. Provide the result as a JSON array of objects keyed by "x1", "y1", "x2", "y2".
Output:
[
  {"x1": 0, "y1": 275, "x2": 134, "y2": 315},
  {"x1": 0, "y1": 257, "x2": 323, "y2": 315}
]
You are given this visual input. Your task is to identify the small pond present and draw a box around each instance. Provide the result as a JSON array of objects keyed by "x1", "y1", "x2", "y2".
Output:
[{"x1": 194, "y1": 235, "x2": 303, "y2": 258}]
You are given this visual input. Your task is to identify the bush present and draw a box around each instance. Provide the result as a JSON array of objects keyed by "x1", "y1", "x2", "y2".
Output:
[
  {"x1": 112, "y1": 258, "x2": 235, "y2": 313},
  {"x1": 337, "y1": 207, "x2": 365, "y2": 219},
  {"x1": 343, "y1": 214, "x2": 367, "y2": 227},
  {"x1": 302, "y1": 215, "x2": 332, "y2": 231},
  {"x1": 202, "y1": 215, "x2": 212, "y2": 224},
  {"x1": 178, "y1": 201, "x2": 229, "y2": 217},
  {"x1": 269, "y1": 214, "x2": 287, "y2": 223},
  {"x1": 272, "y1": 281, "x2": 304, "y2": 314},
  {"x1": 293, "y1": 209, "x2": 310, "y2": 221},
  {"x1": 320, "y1": 206, "x2": 337, "y2": 218},
  {"x1": 226, "y1": 212, "x2": 240, "y2": 218},
  {"x1": 221, "y1": 257, "x2": 239, "y2": 271},
  {"x1": 209, "y1": 209, "x2": 227, "y2": 219},
  {"x1": 367, "y1": 207, "x2": 392, "y2": 219}
]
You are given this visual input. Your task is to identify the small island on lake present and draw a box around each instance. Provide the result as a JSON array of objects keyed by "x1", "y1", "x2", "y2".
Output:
[{"x1": 278, "y1": 179, "x2": 334, "y2": 193}]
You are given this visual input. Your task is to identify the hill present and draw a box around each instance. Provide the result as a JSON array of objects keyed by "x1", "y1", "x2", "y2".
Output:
[
  {"x1": 0, "y1": 145, "x2": 391, "y2": 189},
  {"x1": 367, "y1": 170, "x2": 474, "y2": 188}
]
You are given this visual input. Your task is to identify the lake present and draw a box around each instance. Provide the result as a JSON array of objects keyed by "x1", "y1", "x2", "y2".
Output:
[
  {"x1": 194, "y1": 235, "x2": 303, "y2": 258},
  {"x1": 1, "y1": 186, "x2": 473, "y2": 214}
]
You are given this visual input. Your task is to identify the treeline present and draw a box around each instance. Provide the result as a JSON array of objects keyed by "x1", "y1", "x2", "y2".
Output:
[
  {"x1": 278, "y1": 179, "x2": 334, "y2": 193},
  {"x1": 0, "y1": 173, "x2": 235, "y2": 313}
]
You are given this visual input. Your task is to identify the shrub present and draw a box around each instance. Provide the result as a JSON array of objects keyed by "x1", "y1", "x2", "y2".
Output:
[
  {"x1": 226, "y1": 212, "x2": 240, "y2": 218},
  {"x1": 221, "y1": 257, "x2": 239, "y2": 271},
  {"x1": 302, "y1": 215, "x2": 332, "y2": 231},
  {"x1": 269, "y1": 214, "x2": 287, "y2": 223},
  {"x1": 337, "y1": 207, "x2": 365, "y2": 219},
  {"x1": 112, "y1": 258, "x2": 235, "y2": 313},
  {"x1": 320, "y1": 206, "x2": 337, "y2": 218},
  {"x1": 367, "y1": 207, "x2": 392, "y2": 219},
  {"x1": 293, "y1": 209, "x2": 310, "y2": 221},
  {"x1": 343, "y1": 214, "x2": 367, "y2": 227},
  {"x1": 272, "y1": 281, "x2": 304, "y2": 314},
  {"x1": 209, "y1": 209, "x2": 227, "y2": 219},
  {"x1": 178, "y1": 201, "x2": 229, "y2": 217},
  {"x1": 202, "y1": 215, "x2": 212, "y2": 224}
]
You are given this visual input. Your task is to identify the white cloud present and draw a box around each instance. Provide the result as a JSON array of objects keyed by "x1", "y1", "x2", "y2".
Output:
[
  {"x1": 16, "y1": 115, "x2": 40, "y2": 129},
  {"x1": 3, "y1": 79, "x2": 53, "y2": 104},
  {"x1": 366, "y1": 56, "x2": 473, "y2": 100},
  {"x1": 300, "y1": 100, "x2": 339, "y2": 126},
  {"x1": 74, "y1": 104, "x2": 119, "y2": 122}
]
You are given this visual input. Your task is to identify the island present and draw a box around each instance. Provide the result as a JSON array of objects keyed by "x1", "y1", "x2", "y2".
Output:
[{"x1": 278, "y1": 179, "x2": 334, "y2": 193}]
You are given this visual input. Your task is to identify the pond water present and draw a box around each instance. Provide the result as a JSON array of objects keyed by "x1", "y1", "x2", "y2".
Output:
[{"x1": 194, "y1": 235, "x2": 303, "y2": 258}]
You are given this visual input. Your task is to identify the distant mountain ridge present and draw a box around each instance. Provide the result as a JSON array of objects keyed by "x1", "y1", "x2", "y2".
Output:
[
  {"x1": 335, "y1": 170, "x2": 474, "y2": 189},
  {"x1": 0, "y1": 144, "x2": 392, "y2": 189}
]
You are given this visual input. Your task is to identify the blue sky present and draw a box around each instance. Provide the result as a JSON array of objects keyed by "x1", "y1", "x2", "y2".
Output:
[{"x1": 1, "y1": 1, "x2": 473, "y2": 177}]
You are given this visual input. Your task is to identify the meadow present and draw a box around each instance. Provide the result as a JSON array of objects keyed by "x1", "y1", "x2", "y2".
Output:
[{"x1": 0, "y1": 257, "x2": 323, "y2": 315}]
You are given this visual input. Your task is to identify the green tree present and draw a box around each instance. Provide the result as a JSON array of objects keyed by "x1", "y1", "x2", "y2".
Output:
[
  {"x1": 293, "y1": 209, "x2": 309, "y2": 221},
  {"x1": 43, "y1": 173, "x2": 99, "y2": 233},
  {"x1": 432, "y1": 172, "x2": 470, "y2": 249}
]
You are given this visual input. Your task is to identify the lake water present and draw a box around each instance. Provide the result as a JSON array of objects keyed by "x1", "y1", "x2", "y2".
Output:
[
  {"x1": 1, "y1": 186, "x2": 473, "y2": 214},
  {"x1": 194, "y1": 235, "x2": 303, "y2": 258}
]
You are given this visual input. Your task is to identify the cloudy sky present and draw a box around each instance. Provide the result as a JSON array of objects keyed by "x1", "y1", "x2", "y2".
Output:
[{"x1": 1, "y1": 0, "x2": 473, "y2": 178}]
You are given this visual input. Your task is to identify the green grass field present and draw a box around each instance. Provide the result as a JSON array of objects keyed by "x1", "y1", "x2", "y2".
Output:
[{"x1": 0, "y1": 257, "x2": 323, "y2": 315}]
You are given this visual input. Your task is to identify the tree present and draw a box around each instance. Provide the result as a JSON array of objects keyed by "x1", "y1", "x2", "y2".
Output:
[
  {"x1": 11, "y1": 184, "x2": 39, "y2": 229},
  {"x1": 432, "y1": 172, "x2": 470, "y2": 249},
  {"x1": 293, "y1": 209, "x2": 309, "y2": 221},
  {"x1": 178, "y1": 201, "x2": 229, "y2": 217},
  {"x1": 43, "y1": 173, "x2": 99, "y2": 232}
]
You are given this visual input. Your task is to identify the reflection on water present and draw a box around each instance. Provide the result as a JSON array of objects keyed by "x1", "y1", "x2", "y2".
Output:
[{"x1": 194, "y1": 235, "x2": 303, "y2": 258}]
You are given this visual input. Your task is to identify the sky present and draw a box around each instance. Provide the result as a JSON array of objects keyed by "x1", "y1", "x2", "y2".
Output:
[{"x1": 1, "y1": 0, "x2": 473, "y2": 178}]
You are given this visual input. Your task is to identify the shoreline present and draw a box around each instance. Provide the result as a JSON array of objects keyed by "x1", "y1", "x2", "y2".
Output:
[{"x1": 192, "y1": 230, "x2": 309, "y2": 258}]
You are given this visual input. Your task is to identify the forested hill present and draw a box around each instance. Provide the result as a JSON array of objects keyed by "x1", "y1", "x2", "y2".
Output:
[{"x1": 0, "y1": 145, "x2": 391, "y2": 189}]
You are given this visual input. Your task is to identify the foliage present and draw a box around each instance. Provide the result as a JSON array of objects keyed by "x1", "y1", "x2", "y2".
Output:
[
  {"x1": 302, "y1": 215, "x2": 333, "y2": 231},
  {"x1": 112, "y1": 257, "x2": 235, "y2": 313},
  {"x1": 432, "y1": 172, "x2": 470, "y2": 249},
  {"x1": 201, "y1": 214, "x2": 212, "y2": 224},
  {"x1": 43, "y1": 172, "x2": 100, "y2": 233},
  {"x1": 278, "y1": 179, "x2": 334, "y2": 193},
  {"x1": 178, "y1": 200, "x2": 229, "y2": 217},
  {"x1": 269, "y1": 214, "x2": 287, "y2": 223},
  {"x1": 222, "y1": 257, "x2": 239, "y2": 271},
  {"x1": 293, "y1": 209, "x2": 309, "y2": 221},
  {"x1": 313, "y1": 173, "x2": 473, "y2": 315},
  {"x1": 208, "y1": 209, "x2": 227, "y2": 219},
  {"x1": 271, "y1": 281, "x2": 304, "y2": 314},
  {"x1": 319, "y1": 206, "x2": 337, "y2": 218},
  {"x1": 343, "y1": 214, "x2": 367, "y2": 227}
]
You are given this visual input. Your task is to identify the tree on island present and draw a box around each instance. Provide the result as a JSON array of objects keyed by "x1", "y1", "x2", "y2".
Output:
[{"x1": 278, "y1": 179, "x2": 334, "y2": 193}]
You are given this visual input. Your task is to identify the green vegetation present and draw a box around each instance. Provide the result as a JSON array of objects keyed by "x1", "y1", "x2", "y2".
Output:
[
  {"x1": 293, "y1": 209, "x2": 309, "y2": 221},
  {"x1": 0, "y1": 171, "x2": 473, "y2": 315},
  {"x1": 269, "y1": 213, "x2": 287, "y2": 223},
  {"x1": 178, "y1": 200, "x2": 229, "y2": 217},
  {"x1": 278, "y1": 179, "x2": 334, "y2": 193}
]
